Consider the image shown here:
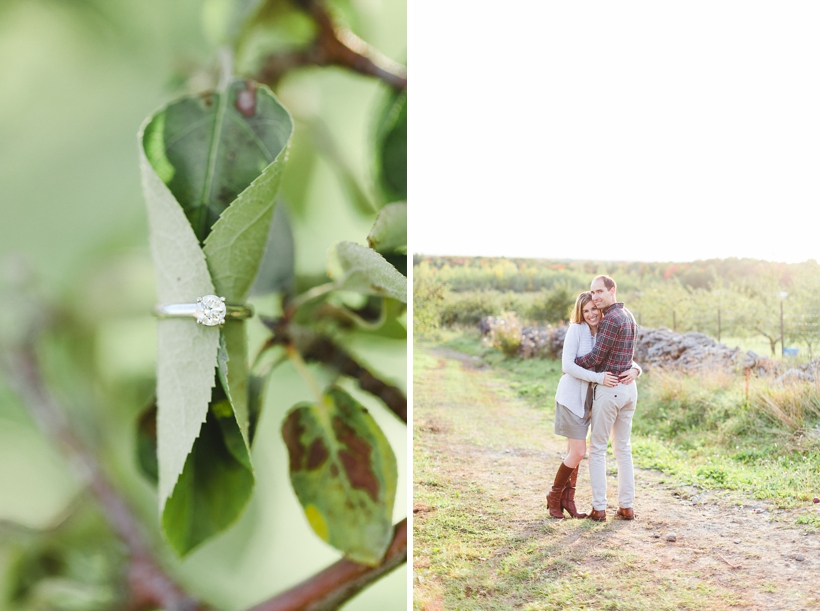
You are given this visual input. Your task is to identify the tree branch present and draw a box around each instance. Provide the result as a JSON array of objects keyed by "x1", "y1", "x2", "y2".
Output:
[
  {"x1": 1, "y1": 300, "x2": 405, "y2": 611},
  {"x1": 0, "y1": 343, "x2": 205, "y2": 611},
  {"x1": 3, "y1": 342, "x2": 407, "y2": 611},
  {"x1": 301, "y1": 335, "x2": 407, "y2": 423},
  {"x1": 256, "y1": 0, "x2": 406, "y2": 90},
  {"x1": 260, "y1": 317, "x2": 407, "y2": 423},
  {"x1": 247, "y1": 519, "x2": 407, "y2": 611}
]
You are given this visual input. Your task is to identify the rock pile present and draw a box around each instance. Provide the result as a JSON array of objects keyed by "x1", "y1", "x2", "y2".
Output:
[
  {"x1": 634, "y1": 327, "x2": 742, "y2": 372},
  {"x1": 476, "y1": 317, "x2": 497, "y2": 336},
  {"x1": 477, "y1": 318, "x2": 819, "y2": 376},
  {"x1": 742, "y1": 350, "x2": 820, "y2": 381},
  {"x1": 773, "y1": 356, "x2": 820, "y2": 383},
  {"x1": 478, "y1": 317, "x2": 566, "y2": 358},
  {"x1": 520, "y1": 325, "x2": 566, "y2": 358}
]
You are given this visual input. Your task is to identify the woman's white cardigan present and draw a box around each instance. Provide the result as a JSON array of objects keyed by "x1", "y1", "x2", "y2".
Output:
[
  {"x1": 554, "y1": 322, "x2": 642, "y2": 418},
  {"x1": 555, "y1": 323, "x2": 605, "y2": 418}
]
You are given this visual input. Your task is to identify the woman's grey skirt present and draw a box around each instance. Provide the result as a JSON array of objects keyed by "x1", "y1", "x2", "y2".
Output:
[{"x1": 554, "y1": 401, "x2": 590, "y2": 440}]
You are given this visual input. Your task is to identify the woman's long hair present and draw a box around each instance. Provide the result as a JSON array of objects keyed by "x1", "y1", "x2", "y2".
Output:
[{"x1": 570, "y1": 291, "x2": 596, "y2": 324}]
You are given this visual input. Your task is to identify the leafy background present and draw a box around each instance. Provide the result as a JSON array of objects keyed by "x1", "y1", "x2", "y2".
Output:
[{"x1": 0, "y1": 0, "x2": 406, "y2": 608}]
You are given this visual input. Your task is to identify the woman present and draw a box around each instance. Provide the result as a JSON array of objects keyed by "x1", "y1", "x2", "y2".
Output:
[{"x1": 546, "y1": 291, "x2": 641, "y2": 519}]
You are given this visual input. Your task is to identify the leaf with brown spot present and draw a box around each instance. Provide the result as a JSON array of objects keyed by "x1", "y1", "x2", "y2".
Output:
[{"x1": 281, "y1": 386, "x2": 397, "y2": 566}]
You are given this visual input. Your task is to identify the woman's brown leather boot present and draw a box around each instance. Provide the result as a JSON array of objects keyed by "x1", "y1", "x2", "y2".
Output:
[
  {"x1": 561, "y1": 466, "x2": 588, "y2": 519},
  {"x1": 546, "y1": 462, "x2": 574, "y2": 518}
]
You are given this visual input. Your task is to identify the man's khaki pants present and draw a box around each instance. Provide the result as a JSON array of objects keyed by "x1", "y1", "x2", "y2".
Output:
[{"x1": 588, "y1": 382, "x2": 638, "y2": 511}]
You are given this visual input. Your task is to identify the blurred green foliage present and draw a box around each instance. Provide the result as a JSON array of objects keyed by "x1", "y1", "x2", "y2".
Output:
[
  {"x1": 414, "y1": 254, "x2": 819, "y2": 294},
  {"x1": 415, "y1": 255, "x2": 820, "y2": 358},
  {"x1": 0, "y1": 0, "x2": 406, "y2": 609}
]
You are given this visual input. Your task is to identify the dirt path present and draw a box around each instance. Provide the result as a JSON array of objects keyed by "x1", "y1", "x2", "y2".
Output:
[{"x1": 413, "y1": 347, "x2": 820, "y2": 611}]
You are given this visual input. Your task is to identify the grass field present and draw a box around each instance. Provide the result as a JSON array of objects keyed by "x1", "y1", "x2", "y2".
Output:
[
  {"x1": 436, "y1": 329, "x2": 820, "y2": 511},
  {"x1": 413, "y1": 341, "x2": 820, "y2": 610}
]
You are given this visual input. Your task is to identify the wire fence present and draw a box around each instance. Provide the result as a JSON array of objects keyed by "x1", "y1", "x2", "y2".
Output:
[{"x1": 630, "y1": 306, "x2": 820, "y2": 362}]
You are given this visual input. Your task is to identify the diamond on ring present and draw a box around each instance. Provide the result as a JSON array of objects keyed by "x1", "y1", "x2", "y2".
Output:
[
  {"x1": 195, "y1": 295, "x2": 227, "y2": 326},
  {"x1": 154, "y1": 295, "x2": 252, "y2": 325}
]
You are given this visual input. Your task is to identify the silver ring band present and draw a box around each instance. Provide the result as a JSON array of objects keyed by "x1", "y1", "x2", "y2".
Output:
[{"x1": 154, "y1": 295, "x2": 253, "y2": 326}]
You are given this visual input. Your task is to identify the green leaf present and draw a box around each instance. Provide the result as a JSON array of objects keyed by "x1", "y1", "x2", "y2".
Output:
[
  {"x1": 219, "y1": 322, "x2": 251, "y2": 440},
  {"x1": 142, "y1": 79, "x2": 292, "y2": 247},
  {"x1": 162, "y1": 381, "x2": 254, "y2": 556},
  {"x1": 383, "y1": 252, "x2": 407, "y2": 277},
  {"x1": 374, "y1": 88, "x2": 407, "y2": 202},
  {"x1": 367, "y1": 202, "x2": 406, "y2": 255},
  {"x1": 140, "y1": 121, "x2": 219, "y2": 513},
  {"x1": 135, "y1": 402, "x2": 158, "y2": 485},
  {"x1": 327, "y1": 241, "x2": 407, "y2": 303},
  {"x1": 281, "y1": 387, "x2": 397, "y2": 566},
  {"x1": 250, "y1": 200, "x2": 295, "y2": 296},
  {"x1": 140, "y1": 78, "x2": 292, "y2": 552},
  {"x1": 366, "y1": 200, "x2": 407, "y2": 277},
  {"x1": 308, "y1": 118, "x2": 378, "y2": 216},
  {"x1": 358, "y1": 298, "x2": 408, "y2": 340},
  {"x1": 131, "y1": 373, "x2": 256, "y2": 556},
  {"x1": 247, "y1": 373, "x2": 267, "y2": 443}
]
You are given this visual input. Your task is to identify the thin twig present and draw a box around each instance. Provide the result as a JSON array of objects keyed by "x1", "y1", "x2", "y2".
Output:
[
  {"x1": 260, "y1": 317, "x2": 407, "y2": 423},
  {"x1": 256, "y1": 0, "x2": 406, "y2": 90},
  {"x1": 1, "y1": 343, "x2": 205, "y2": 611},
  {"x1": 247, "y1": 519, "x2": 407, "y2": 611},
  {"x1": 717, "y1": 552, "x2": 740, "y2": 569},
  {"x1": 2, "y1": 309, "x2": 405, "y2": 611},
  {"x1": 285, "y1": 342, "x2": 327, "y2": 406},
  {"x1": 287, "y1": 282, "x2": 337, "y2": 316},
  {"x1": 301, "y1": 335, "x2": 407, "y2": 423}
]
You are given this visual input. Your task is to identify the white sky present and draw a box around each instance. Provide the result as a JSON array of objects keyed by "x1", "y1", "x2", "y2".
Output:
[{"x1": 409, "y1": 2, "x2": 819, "y2": 263}]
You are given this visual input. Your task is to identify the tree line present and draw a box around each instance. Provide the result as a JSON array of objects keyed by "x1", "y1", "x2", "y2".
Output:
[{"x1": 414, "y1": 255, "x2": 820, "y2": 358}]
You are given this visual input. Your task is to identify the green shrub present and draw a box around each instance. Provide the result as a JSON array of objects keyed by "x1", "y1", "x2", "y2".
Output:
[
  {"x1": 526, "y1": 286, "x2": 575, "y2": 325},
  {"x1": 696, "y1": 465, "x2": 729, "y2": 485},
  {"x1": 413, "y1": 273, "x2": 445, "y2": 339},
  {"x1": 441, "y1": 287, "x2": 576, "y2": 327},
  {"x1": 439, "y1": 292, "x2": 497, "y2": 327},
  {"x1": 484, "y1": 312, "x2": 522, "y2": 357}
]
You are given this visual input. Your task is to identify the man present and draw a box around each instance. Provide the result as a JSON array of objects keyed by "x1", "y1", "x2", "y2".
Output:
[{"x1": 575, "y1": 275, "x2": 638, "y2": 522}]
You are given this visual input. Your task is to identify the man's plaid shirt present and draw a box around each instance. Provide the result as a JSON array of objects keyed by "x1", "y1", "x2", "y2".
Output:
[{"x1": 575, "y1": 303, "x2": 637, "y2": 375}]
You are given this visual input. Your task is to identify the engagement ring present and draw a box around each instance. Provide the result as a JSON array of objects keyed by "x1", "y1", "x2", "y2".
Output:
[{"x1": 154, "y1": 295, "x2": 253, "y2": 326}]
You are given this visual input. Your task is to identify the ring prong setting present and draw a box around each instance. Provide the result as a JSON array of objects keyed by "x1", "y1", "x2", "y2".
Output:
[{"x1": 195, "y1": 294, "x2": 228, "y2": 326}]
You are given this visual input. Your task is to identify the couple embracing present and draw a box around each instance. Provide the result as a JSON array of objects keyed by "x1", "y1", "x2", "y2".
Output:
[{"x1": 547, "y1": 275, "x2": 640, "y2": 522}]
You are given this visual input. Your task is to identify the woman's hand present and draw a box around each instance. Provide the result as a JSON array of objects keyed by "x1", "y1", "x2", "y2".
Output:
[
  {"x1": 602, "y1": 372, "x2": 618, "y2": 387},
  {"x1": 619, "y1": 367, "x2": 639, "y2": 384}
]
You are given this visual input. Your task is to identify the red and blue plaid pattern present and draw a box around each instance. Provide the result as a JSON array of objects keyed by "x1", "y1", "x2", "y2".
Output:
[{"x1": 575, "y1": 303, "x2": 637, "y2": 375}]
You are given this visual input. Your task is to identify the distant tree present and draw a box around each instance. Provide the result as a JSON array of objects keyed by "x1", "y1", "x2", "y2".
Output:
[
  {"x1": 413, "y1": 268, "x2": 445, "y2": 339},
  {"x1": 785, "y1": 267, "x2": 820, "y2": 358},
  {"x1": 527, "y1": 286, "x2": 575, "y2": 325}
]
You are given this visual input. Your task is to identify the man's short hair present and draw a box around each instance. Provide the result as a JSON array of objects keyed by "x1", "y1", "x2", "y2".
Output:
[{"x1": 593, "y1": 275, "x2": 616, "y2": 291}]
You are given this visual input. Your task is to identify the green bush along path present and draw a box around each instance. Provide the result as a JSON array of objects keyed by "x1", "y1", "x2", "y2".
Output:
[{"x1": 413, "y1": 344, "x2": 820, "y2": 611}]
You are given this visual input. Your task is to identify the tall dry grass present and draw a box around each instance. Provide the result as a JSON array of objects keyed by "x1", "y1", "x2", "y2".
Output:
[
  {"x1": 634, "y1": 367, "x2": 820, "y2": 452},
  {"x1": 649, "y1": 368, "x2": 737, "y2": 401},
  {"x1": 749, "y1": 376, "x2": 820, "y2": 432}
]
